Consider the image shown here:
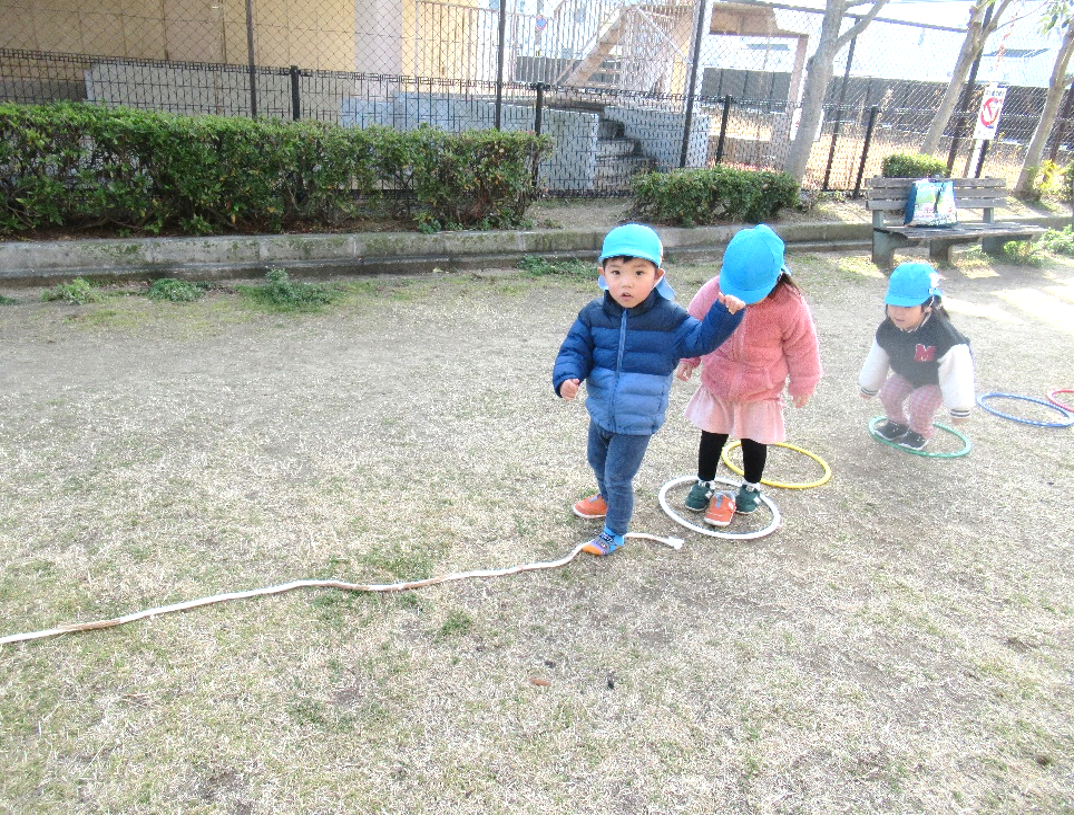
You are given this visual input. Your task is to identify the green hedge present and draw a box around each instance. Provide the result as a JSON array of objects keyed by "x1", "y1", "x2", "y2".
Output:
[
  {"x1": 880, "y1": 153, "x2": 949, "y2": 179},
  {"x1": 0, "y1": 103, "x2": 550, "y2": 236},
  {"x1": 630, "y1": 166, "x2": 798, "y2": 226}
]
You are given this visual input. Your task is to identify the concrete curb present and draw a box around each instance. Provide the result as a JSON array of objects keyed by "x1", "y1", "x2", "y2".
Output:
[{"x1": 0, "y1": 215, "x2": 1067, "y2": 287}]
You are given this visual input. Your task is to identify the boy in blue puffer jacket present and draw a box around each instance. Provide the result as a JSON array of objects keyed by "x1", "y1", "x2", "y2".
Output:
[{"x1": 553, "y1": 224, "x2": 746, "y2": 556}]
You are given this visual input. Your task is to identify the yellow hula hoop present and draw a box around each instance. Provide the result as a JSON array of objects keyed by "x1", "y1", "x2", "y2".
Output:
[{"x1": 720, "y1": 440, "x2": 832, "y2": 489}]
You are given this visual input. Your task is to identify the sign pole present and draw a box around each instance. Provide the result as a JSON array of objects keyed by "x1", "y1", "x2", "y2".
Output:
[{"x1": 970, "y1": 84, "x2": 1006, "y2": 178}]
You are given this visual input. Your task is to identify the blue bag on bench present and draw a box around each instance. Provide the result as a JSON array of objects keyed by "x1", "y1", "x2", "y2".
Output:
[{"x1": 904, "y1": 178, "x2": 958, "y2": 227}]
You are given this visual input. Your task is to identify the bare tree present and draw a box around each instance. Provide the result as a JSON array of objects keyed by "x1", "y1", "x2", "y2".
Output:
[
  {"x1": 782, "y1": 0, "x2": 889, "y2": 185},
  {"x1": 920, "y1": 0, "x2": 1016, "y2": 157},
  {"x1": 1014, "y1": 1, "x2": 1074, "y2": 196}
]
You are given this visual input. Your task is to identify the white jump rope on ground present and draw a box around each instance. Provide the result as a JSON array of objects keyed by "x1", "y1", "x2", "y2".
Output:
[
  {"x1": 0, "y1": 533, "x2": 684, "y2": 646},
  {"x1": 3, "y1": 441, "x2": 838, "y2": 647}
]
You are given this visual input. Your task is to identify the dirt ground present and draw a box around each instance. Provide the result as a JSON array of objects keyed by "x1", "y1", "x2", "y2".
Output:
[{"x1": 1, "y1": 242, "x2": 1073, "y2": 814}]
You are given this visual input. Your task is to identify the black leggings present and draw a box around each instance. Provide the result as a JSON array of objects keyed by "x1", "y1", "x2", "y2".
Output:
[{"x1": 697, "y1": 431, "x2": 767, "y2": 485}]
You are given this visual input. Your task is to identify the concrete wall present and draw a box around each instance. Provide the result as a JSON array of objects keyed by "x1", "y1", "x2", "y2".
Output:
[
  {"x1": 81, "y1": 67, "x2": 687, "y2": 194},
  {"x1": 341, "y1": 94, "x2": 602, "y2": 193},
  {"x1": 85, "y1": 62, "x2": 354, "y2": 123},
  {"x1": 604, "y1": 105, "x2": 709, "y2": 170}
]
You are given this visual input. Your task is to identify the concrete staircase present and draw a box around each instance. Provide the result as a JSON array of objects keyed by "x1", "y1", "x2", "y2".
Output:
[
  {"x1": 594, "y1": 117, "x2": 655, "y2": 190},
  {"x1": 555, "y1": 1, "x2": 695, "y2": 93}
]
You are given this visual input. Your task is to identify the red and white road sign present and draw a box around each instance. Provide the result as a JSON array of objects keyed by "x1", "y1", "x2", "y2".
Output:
[{"x1": 973, "y1": 85, "x2": 1007, "y2": 141}]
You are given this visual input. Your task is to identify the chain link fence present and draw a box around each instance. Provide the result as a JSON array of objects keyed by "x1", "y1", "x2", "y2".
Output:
[{"x1": 1, "y1": 0, "x2": 1070, "y2": 196}]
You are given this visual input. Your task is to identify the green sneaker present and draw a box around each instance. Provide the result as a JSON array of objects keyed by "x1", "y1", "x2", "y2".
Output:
[
  {"x1": 735, "y1": 482, "x2": 762, "y2": 515},
  {"x1": 684, "y1": 479, "x2": 716, "y2": 511}
]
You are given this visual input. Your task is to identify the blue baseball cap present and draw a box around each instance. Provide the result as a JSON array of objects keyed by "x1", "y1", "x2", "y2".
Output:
[
  {"x1": 885, "y1": 262, "x2": 942, "y2": 307},
  {"x1": 598, "y1": 224, "x2": 663, "y2": 267},
  {"x1": 719, "y1": 224, "x2": 787, "y2": 304}
]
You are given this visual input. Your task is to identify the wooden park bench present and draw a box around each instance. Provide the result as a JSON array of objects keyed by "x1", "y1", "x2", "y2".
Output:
[{"x1": 864, "y1": 177, "x2": 1046, "y2": 269}]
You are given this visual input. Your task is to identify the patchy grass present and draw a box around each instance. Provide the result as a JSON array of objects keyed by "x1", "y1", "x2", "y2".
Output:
[
  {"x1": 518, "y1": 254, "x2": 595, "y2": 280},
  {"x1": 999, "y1": 240, "x2": 1046, "y2": 267},
  {"x1": 1039, "y1": 225, "x2": 1074, "y2": 256},
  {"x1": 41, "y1": 276, "x2": 104, "y2": 305},
  {"x1": 147, "y1": 278, "x2": 209, "y2": 302},
  {"x1": 1, "y1": 249, "x2": 1073, "y2": 814},
  {"x1": 237, "y1": 267, "x2": 342, "y2": 312}
]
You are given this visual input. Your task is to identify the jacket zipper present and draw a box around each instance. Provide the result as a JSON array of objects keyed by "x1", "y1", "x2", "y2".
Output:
[
  {"x1": 611, "y1": 309, "x2": 627, "y2": 426},
  {"x1": 616, "y1": 309, "x2": 628, "y2": 372}
]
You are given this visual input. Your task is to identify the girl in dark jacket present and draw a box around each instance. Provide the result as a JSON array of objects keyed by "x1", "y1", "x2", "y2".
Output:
[{"x1": 859, "y1": 262, "x2": 974, "y2": 450}]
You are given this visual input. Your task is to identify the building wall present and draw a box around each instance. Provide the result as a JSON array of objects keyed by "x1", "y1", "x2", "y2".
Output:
[
  {"x1": 407, "y1": 0, "x2": 487, "y2": 82},
  {"x1": 356, "y1": 0, "x2": 403, "y2": 75},
  {"x1": 0, "y1": 0, "x2": 359, "y2": 72}
]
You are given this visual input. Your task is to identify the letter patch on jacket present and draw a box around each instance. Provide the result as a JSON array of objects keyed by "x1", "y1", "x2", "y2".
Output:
[{"x1": 915, "y1": 343, "x2": 936, "y2": 362}]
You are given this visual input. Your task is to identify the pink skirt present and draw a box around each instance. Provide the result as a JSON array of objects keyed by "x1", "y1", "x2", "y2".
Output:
[{"x1": 683, "y1": 387, "x2": 786, "y2": 444}]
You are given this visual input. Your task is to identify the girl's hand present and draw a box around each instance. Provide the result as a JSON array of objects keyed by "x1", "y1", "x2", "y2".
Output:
[
  {"x1": 560, "y1": 379, "x2": 580, "y2": 401},
  {"x1": 675, "y1": 362, "x2": 695, "y2": 382},
  {"x1": 792, "y1": 394, "x2": 810, "y2": 408},
  {"x1": 717, "y1": 293, "x2": 746, "y2": 314}
]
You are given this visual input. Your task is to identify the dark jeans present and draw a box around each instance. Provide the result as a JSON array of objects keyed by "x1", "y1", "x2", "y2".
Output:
[
  {"x1": 586, "y1": 420, "x2": 652, "y2": 537},
  {"x1": 697, "y1": 431, "x2": 767, "y2": 484}
]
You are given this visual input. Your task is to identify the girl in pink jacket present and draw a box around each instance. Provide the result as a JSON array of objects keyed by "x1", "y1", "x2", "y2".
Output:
[{"x1": 675, "y1": 225, "x2": 822, "y2": 526}]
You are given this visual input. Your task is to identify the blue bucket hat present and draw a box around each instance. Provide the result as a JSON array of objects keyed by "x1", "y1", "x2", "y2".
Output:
[
  {"x1": 597, "y1": 223, "x2": 676, "y2": 300},
  {"x1": 719, "y1": 224, "x2": 787, "y2": 304},
  {"x1": 885, "y1": 262, "x2": 942, "y2": 307},
  {"x1": 599, "y1": 223, "x2": 663, "y2": 267}
]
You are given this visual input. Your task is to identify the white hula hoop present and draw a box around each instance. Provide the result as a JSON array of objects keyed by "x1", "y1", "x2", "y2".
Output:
[{"x1": 658, "y1": 476, "x2": 782, "y2": 540}]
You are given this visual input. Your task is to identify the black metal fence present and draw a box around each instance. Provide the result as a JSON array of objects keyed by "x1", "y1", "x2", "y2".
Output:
[{"x1": 2, "y1": 0, "x2": 1071, "y2": 196}]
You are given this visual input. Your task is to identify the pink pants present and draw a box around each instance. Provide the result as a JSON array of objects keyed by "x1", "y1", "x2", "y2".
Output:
[{"x1": 879, "y1": 373, "x2": 944, "y2": 438}]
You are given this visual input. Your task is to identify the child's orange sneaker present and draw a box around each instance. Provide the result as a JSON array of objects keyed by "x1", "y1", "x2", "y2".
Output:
[
  {"x1": 704, "y1": 492, "x2": 736, "y2": 527},
  {"x1": 572, "y1": 493, "x2": 608, "y2": 519}
]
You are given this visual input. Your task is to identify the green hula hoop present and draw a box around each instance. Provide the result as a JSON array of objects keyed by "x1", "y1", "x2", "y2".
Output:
[
  {"x1": 720, "y1": 440, "x2": 832, "y2": 489},
  {"x1": 868, "y1": 416, "x2": 971, "y2": 459}
]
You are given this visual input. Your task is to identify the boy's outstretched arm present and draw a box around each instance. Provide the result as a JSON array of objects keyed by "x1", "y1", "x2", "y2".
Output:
[
  {"x1": 715, "y1": 292, "x2": 746, "y2": 314},
  {"x1": 674, "y1": 361, "x2": 697, "y2": 382},
  {"x1": 676, "y1": 296, "x2": 745, "y2": 359}
]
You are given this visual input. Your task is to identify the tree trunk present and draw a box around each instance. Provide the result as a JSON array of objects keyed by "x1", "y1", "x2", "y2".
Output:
[
  {"x1": 784, "y1": 49, "x2": 837, "y2": 183},
  {"x1": 921, "y1": 1, "x2": 985, "y2": 155},
  {"x1": 783, "y1": 0, "x2": 888, "y2": 185},
  {"x1": 920, "y1": 0, "x2": 1011, "y2": 157},
  {"x1": 1015, "y1": 21, "x2": 1074, "y2": 196}
]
